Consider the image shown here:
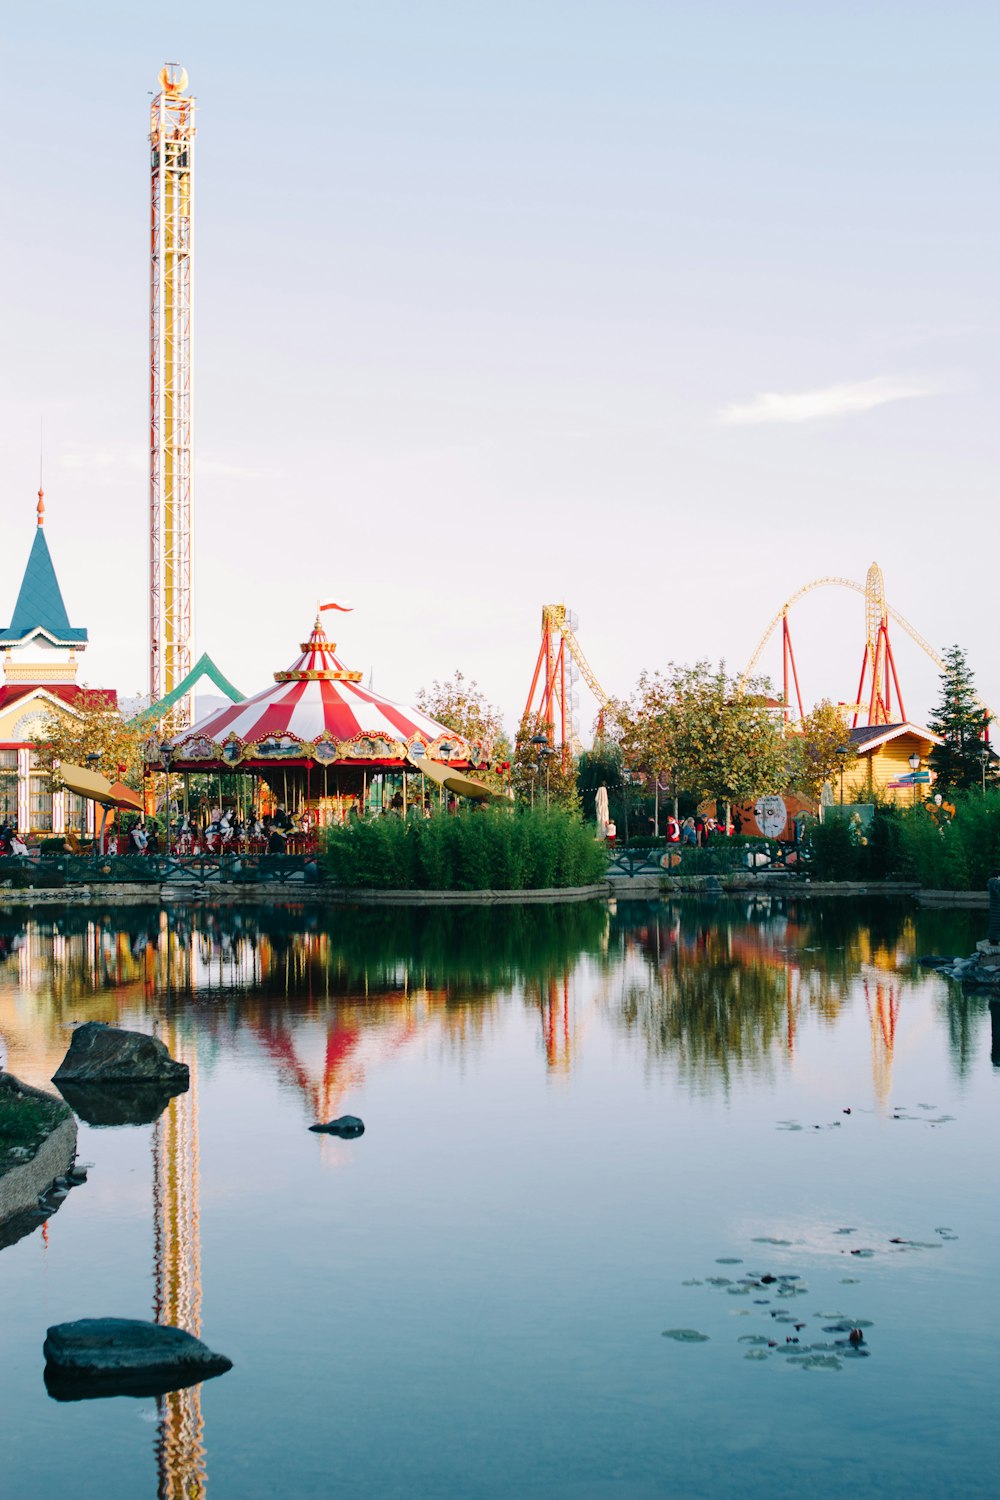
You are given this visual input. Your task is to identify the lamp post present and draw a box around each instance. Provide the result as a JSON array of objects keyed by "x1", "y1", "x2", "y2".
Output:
[
  {"x1": 835, "y1": 745, "x2": 849, "y2": 807},
  {"x1": 529, "y1": 733, "x2": 551, "y2": 809},
  {"x1": 908, "y1": 751, "x2": 921, "y2": 808},
  {"x1": 159, "y1": 740, "x2": 173, "y2": 853},
  {"x1": 979, "y1": 746, "x2": 990, "y2": 797}
]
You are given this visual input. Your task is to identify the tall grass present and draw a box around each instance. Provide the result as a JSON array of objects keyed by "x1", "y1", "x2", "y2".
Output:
[
  {"x1": 807, "y1": 790, "x2": 1000, "y2": 889},
  {"x1": 319, "y1": 806, "x2": 608, "y2": 891}
]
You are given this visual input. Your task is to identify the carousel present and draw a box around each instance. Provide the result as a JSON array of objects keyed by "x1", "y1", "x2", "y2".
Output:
[{"x1": 148, "y1": 612, "x2": 497, "y2": 847}]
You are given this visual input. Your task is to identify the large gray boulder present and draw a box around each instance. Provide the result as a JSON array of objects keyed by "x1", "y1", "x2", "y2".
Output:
[
  {"x1": 52, "y1": 1023, "x2": 189, "y2": 1087},
  {"x1": 44, "y1": 1318, "x2": 232, "y2": 1400}
]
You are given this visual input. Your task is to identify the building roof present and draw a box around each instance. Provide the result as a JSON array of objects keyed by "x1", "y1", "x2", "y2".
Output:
[
  {"x1": 0, "y1": 684, "x2": 116, "y2": 715},
  {"x1": 849, "y1": 721, "x2": 943, "y2": 753},
  {"x1": 0, "y1": 502, "x2": 88, "y2": 647}
]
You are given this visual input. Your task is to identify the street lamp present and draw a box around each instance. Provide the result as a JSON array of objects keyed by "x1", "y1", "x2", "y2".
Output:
[
  {"x1": 529, "y1": 732, "x2": 553, "y2": 809},
  {"x1": 908, "y1": 751, "x2": 921, "y2": 808},
  {"x1": 159, "y1": 740, "x2": 173, "y2": 853},
  {"x1": 979, "y1": 746, "x2": 990, "y2": 797},
  {"x1": 835, "y1": 744, "x2": 849, "y2": 807}
]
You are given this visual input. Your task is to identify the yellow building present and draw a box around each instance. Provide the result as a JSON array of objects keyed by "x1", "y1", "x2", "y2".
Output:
[
  {"x1": 848, "y1": 722, "x2": 943, "y2": 802},
  {"x1": 0, "y1": 492, "x2": 114, "y2": 837}
]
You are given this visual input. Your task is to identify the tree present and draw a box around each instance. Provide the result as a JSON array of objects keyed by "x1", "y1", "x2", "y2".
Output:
[
  {"x1": 34, "y1": 690, "x2": 149, "y2": 788},
  {"x1": 613, "y1": 662, "x2": 786, "y2": 824},
  {"x1": 415, "y1": 670, "x2": 506, "y2": 751},
  {"x1": 511, "y1": 716, "x2": 580, "y2": 812},
  {"x1": 789, "y1": 700, "x2": 857, "y2": 802},
  {"x1": 928, "y1": 646, "x2": 993, "y2": 792}
]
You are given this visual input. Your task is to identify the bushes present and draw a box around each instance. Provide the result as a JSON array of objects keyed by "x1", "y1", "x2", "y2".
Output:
[
  {"x1": 806, "y1": 791, "x2": 1000, "y2": 889},
  {"x1": 320, "y1": 806, "x2": 607, "y2": 891}
]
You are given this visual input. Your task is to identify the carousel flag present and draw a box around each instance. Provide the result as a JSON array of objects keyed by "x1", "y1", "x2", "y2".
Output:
[{"x1": 319, "y1": 598, "x2": 354, "y2": 613}]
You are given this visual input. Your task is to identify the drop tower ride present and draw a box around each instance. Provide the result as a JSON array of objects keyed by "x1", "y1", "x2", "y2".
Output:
[{"x1": 149, "y1": 64, "x2": 195, "y2": 725}]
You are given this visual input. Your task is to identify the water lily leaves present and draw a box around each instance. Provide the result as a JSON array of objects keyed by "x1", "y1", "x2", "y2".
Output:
[
  {"x1": 715, "y1": 1257, "x2": 743, "y2": 1264},
  {"x1": 726, "y1": 1287, "x2": 751, "y2": 1297},
  {"x1": 787, "y1": 1354, "x2": 843, "y2": 1371},
  {"x1": 744, "y1": 1349, "x2": 769, "y2": 1361},
  {"x1": 681, "y1": 1279, "x2": 704, "y2": 1286},
  {"x1": 738, "y1": 1335, "x2": 770, "y2": 1345},
  {"x1": 705, "y1": 1276, "x2": 733, "y2": 1286},
  {"x1": 840, "y1": 1277, "x2": 861, "y2": 1284},
  {"x1": 752, "y1": 1236, "x2": 792, "y2": 1246},
  {"x1": 662, "y1": 1329, "x2": 709, "y2": 1343}
]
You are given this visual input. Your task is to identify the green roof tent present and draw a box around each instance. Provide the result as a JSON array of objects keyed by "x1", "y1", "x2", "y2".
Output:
[{"x1": 132, "y1": 653, "x2": 245, "y2": 725}]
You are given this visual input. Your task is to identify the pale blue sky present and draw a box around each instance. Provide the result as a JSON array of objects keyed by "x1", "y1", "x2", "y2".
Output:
[{"x1": 3, "y1": 2, "x2": 998, "y2": 728}]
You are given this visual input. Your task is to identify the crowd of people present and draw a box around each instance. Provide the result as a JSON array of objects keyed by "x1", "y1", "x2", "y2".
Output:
[{"x1": 660, "y1": 812, "x2": 743, "y2": 845}]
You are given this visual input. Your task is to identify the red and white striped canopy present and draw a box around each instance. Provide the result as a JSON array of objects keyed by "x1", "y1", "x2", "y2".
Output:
[{"x1": 167, "y1": 618, "x2": 486, "y2": 770}]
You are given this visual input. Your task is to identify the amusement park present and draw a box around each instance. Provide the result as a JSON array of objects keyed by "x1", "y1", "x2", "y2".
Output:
[{"x1": 0, "y1": 62, "x2": 993, "y2": 885}]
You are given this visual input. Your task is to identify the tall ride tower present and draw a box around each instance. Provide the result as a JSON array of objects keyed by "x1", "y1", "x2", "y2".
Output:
[{"x1": 149, "y1": 64, "x2": 195, "y2": 724}]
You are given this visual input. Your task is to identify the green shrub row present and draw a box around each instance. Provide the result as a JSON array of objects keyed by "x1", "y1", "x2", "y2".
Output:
[
  {"x1": 807, "y1": 790, "x2": 1000, "y2": 890},
  {"x1": 320, "y1": 806, "x2": 608, "y2": 891}
]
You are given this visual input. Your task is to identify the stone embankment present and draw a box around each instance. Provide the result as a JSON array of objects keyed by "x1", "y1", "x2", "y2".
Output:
[{"x1": 0, "y1": 1074, "x2": 79, "y2": 1247}]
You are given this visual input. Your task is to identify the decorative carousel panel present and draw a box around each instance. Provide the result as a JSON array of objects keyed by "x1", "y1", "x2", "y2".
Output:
[{"x1": 252, "y1": 734, "x2": 305, "y2": 759}]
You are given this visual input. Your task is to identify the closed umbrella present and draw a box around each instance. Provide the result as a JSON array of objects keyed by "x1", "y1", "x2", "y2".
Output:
[{"x1": 595, "y1": 784, "x2": 610, "y2": 838}]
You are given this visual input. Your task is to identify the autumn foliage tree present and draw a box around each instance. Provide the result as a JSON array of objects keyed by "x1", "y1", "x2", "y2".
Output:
[
  {"x1": 612, "y1": 662, "x2": 786, "y2": 823},
  {"x1": 788, "y1": 700, "x2": 857, "y2": 802},
  {"x1": 34, "y1": 691, "x2": 148, "y2": 789}
]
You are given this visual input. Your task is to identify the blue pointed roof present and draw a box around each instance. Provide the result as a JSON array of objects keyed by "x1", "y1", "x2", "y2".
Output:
[{"x1": 0, "y1": 497, "x2": 88, "y2": 647}]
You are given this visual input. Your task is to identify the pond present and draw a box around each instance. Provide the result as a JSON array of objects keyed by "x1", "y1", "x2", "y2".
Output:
[{"x1": 0, "y1": 896, "x2": 996, "y2": 1499}]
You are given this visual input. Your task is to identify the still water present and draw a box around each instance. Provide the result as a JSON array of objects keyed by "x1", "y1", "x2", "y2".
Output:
[{"x1": 0, "y1": 897, "x2": 996, "y2": 1499}]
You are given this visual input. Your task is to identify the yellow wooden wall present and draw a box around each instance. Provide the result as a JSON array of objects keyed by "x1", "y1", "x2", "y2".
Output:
[{"x1": 852, "y1": 731, "x2": 935, "y2": 803}]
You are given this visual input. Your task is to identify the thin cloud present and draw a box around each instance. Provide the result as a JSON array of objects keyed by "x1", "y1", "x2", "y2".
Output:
[{"x1": 718, "y1": 375, "x2": 936, "y2": 426}]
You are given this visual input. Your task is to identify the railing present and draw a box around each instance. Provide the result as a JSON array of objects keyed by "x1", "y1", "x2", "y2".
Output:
[
  {"x1": 607, "y1": 840, "x2": 808, "y2": 878},
  {"x1": 0, "y1": 852, "x2": 319, "y2": 887}
]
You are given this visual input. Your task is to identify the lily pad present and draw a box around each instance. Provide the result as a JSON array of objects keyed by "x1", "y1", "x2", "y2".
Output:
[
  {"x1": 839, "y1": 1278, "x2": 861, "y2": 1285},
  {"x1": 706, "y1": 1276, "x2": 733, "y2": 1287},
  {"x1": 788, "y1": 1354, "x2": 843, "y2": 1371},
  {"x1": 738, "y1": 1335, "x2": 770, "y2": 1346},
  {"x1": 752, "y1": 1237, "x2": 792, "y2": 1246},
  {"x1": 715, "y1": 1257, "x2": 743, "y2": 1264},
  {"x1": 681, "y1": 1279, "x2": 704, "y2": 1286},
  {"x1": 662, "y1": 1329, "x2": 709, "y2": 1343},
  {"x1": 744, "y1": 1349, "x2": 769, "y2": 1361},
  {"x1": 727, "y1": 1287, "x2": 751, "y2": 1297},
  {"x1": 834, "y1": 1228, "x2": 857, "y2": 1236},
  {"x1": 849, "y1": 1249, "x2": 875, "y2": 1258}
]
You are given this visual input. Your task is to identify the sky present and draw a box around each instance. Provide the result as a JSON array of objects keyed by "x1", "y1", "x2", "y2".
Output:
[{"x1": 3, "y1": 1, "x2": 998, "y2": 734}]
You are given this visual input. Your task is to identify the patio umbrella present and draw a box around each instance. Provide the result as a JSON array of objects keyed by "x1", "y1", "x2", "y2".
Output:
[{"x1": 595, "y1": 784, "x2": 610, "y2": 837}]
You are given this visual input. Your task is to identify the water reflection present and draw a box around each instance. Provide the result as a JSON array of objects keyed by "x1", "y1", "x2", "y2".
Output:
[{"x1": 0, "y1": 896, "x2": 993, "y2": 1498}]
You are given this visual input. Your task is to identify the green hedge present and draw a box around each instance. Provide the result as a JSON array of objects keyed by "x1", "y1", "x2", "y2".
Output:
[
  {"x1": 807, "y1": 791, "x2": 1000, "y2": 889},
  {"x1": 320, "y1": 806, "x2": 608, "y2": 891}
]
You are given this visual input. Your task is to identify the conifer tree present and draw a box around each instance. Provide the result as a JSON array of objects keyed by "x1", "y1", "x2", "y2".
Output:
[{"x1": 927, "y1": 646, "x2": 992, "y2": 791}]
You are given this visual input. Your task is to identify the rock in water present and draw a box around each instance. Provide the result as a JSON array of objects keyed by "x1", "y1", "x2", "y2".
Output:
[
  {"x1": 56, "y1": 1078, "x2": 187, "y2": 1127},
  {"x1": 52, "y1": 1023, "x2": 189, "y2": 1087},
  {"x1": 309, "y1": 1114, "x2": 365, "y2": 1137},
  {"x1": 43, "y1": 1319, "x2": 232, "y2": 1401}
]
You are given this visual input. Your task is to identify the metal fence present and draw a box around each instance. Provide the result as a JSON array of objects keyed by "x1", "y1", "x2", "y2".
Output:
[
  {"x1": 0, "y1": 852, "x2": 318, "y2": 887},
  {"x1": 607, "y1": 841, "x2": 806, "y2": 878}
]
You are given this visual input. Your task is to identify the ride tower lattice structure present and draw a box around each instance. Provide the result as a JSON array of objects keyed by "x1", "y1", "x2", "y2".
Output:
[
  {"x1": 522, "y1": 605, "x2": 610, "y2": 756},
  {"x1": 149, "y1": 64, "x2": 196, "y2": 727}
]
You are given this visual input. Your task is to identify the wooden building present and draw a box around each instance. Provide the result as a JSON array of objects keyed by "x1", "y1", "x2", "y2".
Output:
[{"x1": 848, "y1": 722, "x2": 943, "y2": 802}]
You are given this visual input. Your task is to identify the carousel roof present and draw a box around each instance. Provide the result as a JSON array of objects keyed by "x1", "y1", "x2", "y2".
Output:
[{"x1": 164, "y1": 617, "x2": 485, "y2": 770}]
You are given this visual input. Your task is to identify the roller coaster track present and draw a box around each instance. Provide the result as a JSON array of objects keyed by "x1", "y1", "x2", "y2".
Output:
[{"x1": 740, "y1": 575, "x2": 994, "y2": 719}]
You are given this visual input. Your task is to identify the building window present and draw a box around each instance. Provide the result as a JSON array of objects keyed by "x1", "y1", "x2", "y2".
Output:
[
  {"x1": 29, "y1": 774, "x2": 53, "y2": 832},
  {"x1": 64, "y1": 791, "x2": 90, "y2": 836},
  {"x1": 0, "y1": 750, "x2": 16, "y2": 821}
]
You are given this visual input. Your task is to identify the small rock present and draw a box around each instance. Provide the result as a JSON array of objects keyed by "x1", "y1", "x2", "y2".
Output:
[{"x1": 308, "y1": 1114, "x2": 365, "y2": 1138}]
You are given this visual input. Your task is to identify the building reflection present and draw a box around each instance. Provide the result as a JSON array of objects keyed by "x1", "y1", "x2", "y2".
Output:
[{"x1": 0, "y1": 895, "x2": 990, "y2": 1495}]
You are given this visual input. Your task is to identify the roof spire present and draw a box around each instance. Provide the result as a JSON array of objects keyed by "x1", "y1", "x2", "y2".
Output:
[{"x1": 37, "y1": 417, "x2": 45, "y2": 526}]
